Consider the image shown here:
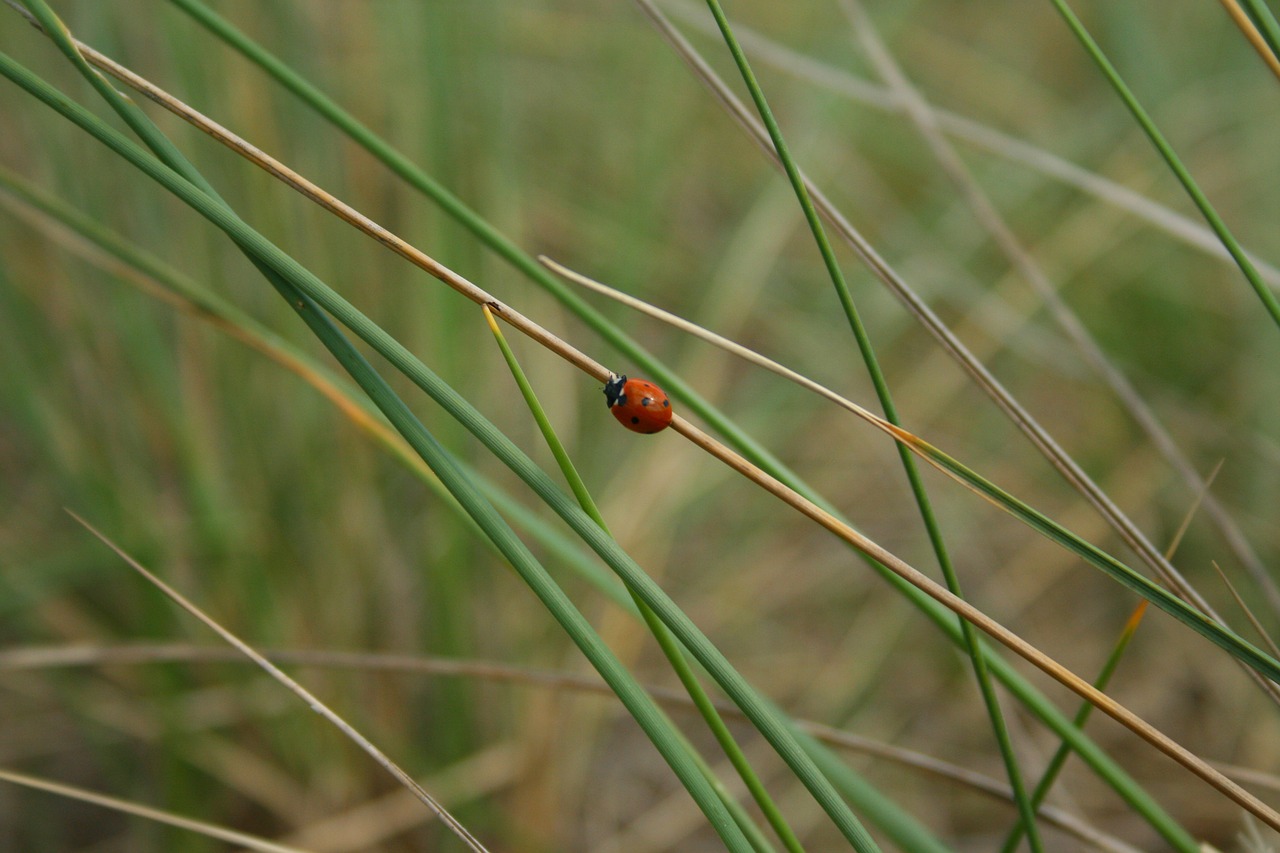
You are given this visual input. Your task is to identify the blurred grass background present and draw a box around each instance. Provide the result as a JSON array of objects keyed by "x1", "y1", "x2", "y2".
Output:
[{"x1": 2, "y1": 0, "x2": 1280, "y2": 849}]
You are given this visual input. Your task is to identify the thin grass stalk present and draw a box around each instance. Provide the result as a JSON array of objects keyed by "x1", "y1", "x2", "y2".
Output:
[
  {"x1": 0, "y1": 768, "x2": 312, "y2": 853},
  {"x1": 482, "y1": 305, "x2": 790, "y2": 853},
  {"x1": 0, "y1": 52, "x2": 882, "y2": 852},
  {"x1": 1046, "y1": 0, "x2": 1280, "y2": 331},
  {"x1": 701, "y1": 2, "x2": 1042, "y2": 847},
  {"x1": 7, "y1": 7, "x2": 755, "y2": 843},
  {"x1": 1212, "y1": 563, "x2": 1280, "y2": 661},
  {"x1": 1242, "y1": 0, "x2": 1280, "y2": 47},
  {"x1": 69, "y1": 513, "x2": 490, "y2": 853}
]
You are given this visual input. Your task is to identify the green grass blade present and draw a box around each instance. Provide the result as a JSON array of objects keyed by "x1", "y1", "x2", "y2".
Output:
[
  {"x1": 0, "y1": 52, "x2": 879, "y2": 851},
  {"x1": 1047, "y1": 0, "x2": 1280, "y2": 334},
  {"x1": 701, "y1": 1, "x2": 1042, "y2": 846}
]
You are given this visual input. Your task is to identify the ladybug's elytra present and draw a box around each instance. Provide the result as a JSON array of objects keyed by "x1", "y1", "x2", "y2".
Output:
[{"x1": 603, "y1": 373, "x2": 673, "y2": 434}]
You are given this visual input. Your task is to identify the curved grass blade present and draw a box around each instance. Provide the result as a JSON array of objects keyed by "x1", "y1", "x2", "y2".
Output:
[{"x1": 0, "y1": 767, "x2": 311, "y2": 853}]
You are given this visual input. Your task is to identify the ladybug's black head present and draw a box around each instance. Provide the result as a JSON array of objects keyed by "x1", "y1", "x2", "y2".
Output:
[{"x1": 603, "y1": 373, "x2": 628, "y2": 408}]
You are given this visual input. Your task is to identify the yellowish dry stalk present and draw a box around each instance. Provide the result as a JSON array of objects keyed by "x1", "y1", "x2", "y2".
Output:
[{"x1": 1215, "y1": 0, "x2": 1280, "y2": 81}]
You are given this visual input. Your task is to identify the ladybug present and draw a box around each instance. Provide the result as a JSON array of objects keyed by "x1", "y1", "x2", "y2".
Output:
[{"x1": 603, "y1": 373, "x2": 673, "y2": 434}]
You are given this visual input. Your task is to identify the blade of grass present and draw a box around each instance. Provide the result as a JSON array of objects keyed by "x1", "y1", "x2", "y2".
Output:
[
  {"x1": 1047, "y1": 0, "x2": 1280, "y2": 332},
  {"x1": 700, "y1": 1, "x2": 1041, "y2": 846},
  {"x1": 484, "y1": 304, "x2": 791, "y2": 853},
  {"x1": 1212, "y1": 562, "x2": 1280, "y2": 662},
  {"x1": 1242, "y1": 0, "x2": 1280, "y2": 59}
]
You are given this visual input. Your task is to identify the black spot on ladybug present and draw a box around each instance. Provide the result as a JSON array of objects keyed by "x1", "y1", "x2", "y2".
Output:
[
  {"x1": 641, "y1": 396, "x2": 653, "y2": 406},
  {"x1": 631, "y1": 416, "x2": 640, "y2": 424},
  {"x1": 662, "y1": 400, "x2": 670, "y2": 407}
]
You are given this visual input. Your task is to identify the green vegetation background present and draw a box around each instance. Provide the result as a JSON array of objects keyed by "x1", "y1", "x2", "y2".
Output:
[{"x1": 2, "y1": 1, "x2": 1279, "y2": 849}]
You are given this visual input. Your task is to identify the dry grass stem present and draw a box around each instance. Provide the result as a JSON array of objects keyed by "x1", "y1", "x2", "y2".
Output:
[
  {"x1": 666, "y1": 413, "x2": 1280, "y2": 829},
  {"x1": 1215, "y1": 0, "x2": 1280, "y2": 81},
  {"x1": 64, "y1": 512, "x2": 490, "y2": 853},
  {"x1": 0, "y1": 767, "x2": 314, "y2": 853},
  {"x1": 1212, "y1": 561, "x2": 1280, "y2": 660}
]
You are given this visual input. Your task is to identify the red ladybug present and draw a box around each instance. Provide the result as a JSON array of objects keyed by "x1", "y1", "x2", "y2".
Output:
[{"x1": 603, "y1": 373, "x2": 673, "y2": 434}]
